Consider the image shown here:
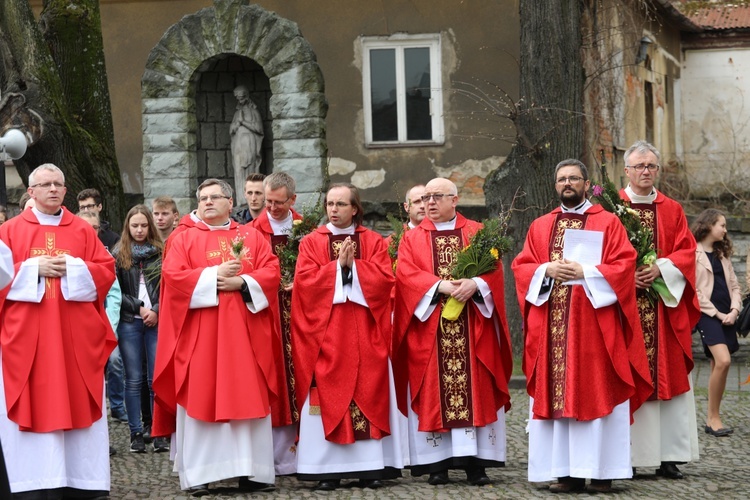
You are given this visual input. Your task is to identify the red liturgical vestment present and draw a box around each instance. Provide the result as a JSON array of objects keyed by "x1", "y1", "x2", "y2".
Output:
[
  {"x1": 392, "y1": 214, "x2": 513, "y2": 433},
  {"x1": 620, "y1": 189, "x2": 700, "y2": 400},
  {"x1": 512, "y1": 205, "x2": 652, "y2": 421},
  {"x1": 291, "y1": 225, "x2": 394, "y2": 445},
  {"x1": 152, "y1": 221, "x2": 280, "y2": 436},
  {"x1": 250, "y1": 209, "x2": 302, "y2": 427},
  {"x1": 0, "y1": 209, "x2": 117, "y2": 432}
]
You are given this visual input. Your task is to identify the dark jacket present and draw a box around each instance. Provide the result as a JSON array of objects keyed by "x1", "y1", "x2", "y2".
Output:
[
  {"x1": 98, "y1": 220, "x2": 121, "y2": 252},
  {"x1": 114, "y1": 243, "x2": 162, "y2": 323}
]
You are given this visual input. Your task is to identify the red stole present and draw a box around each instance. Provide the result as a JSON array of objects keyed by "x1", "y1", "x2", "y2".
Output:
[{"x1": 0, "y1": 209, "x2": 117, "y2": 432}]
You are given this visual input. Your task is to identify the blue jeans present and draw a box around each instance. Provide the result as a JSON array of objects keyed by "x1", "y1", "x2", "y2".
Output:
[
  {"x1": 118, "y1": 318, "x2": 157, "y2": 435},
  {"x1": 107, "y1": 345, "x2": 126, "y2": 415}
]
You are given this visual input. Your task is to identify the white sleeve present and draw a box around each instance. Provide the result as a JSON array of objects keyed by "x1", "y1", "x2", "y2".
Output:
[
  {"x1": 189, "y1": 266, "x2": 219, "y2": 309},
  {"x1": 346, "y1": 261, "x2": 368, "y2": 308},
  {"x1": 579, "y1": 265, "x2": 617, "y2": 308},
  {"x1": 0, "y1": 240, "x2": 13, "y2": 290},
  {"x1": 525, "y1": 263, "x2": 552, "y2": 305},
  {"x1": 7, "y1": 258, "x2": 45, "y2": 303},
  {"x1": 241, "y1": 275, "x2": 270, "y2": 313},
  {"x1": 61, "y1": 255, "x2": 97, "y2": 302},
  {"x1": 414, "y1": 280, "x2": 441, "y2": 322},
  {"x1": 656, "y1": 258, "x2": 685, "y2": 308},
  {"x1": 471, "y1": 277, "x2": 494, "y2": 318}
]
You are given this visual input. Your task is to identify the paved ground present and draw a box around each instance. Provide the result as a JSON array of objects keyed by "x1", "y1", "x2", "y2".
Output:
[{"x1": 109, "y1": 337, "x2": 750, "y2": 498}]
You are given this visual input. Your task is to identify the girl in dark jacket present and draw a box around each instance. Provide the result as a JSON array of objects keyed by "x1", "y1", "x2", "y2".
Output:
[{"x1": 113, "y1": 205, "x2": 164, "y2": 453}]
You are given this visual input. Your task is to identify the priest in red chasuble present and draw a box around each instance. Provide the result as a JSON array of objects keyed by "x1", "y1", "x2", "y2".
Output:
[
  {"x1": 291, "y1": 183, "x2": 403, "y2": 491},
  {"x1": 620, "y1": 141, "x2": 700, "y2": 479},
  {"x1": 249, "y1": 171, "x2": 302, "y2": 478},
  {"x1": 512, "y1": 159, "x2": 652, "y2": 494},
  {"x1": 152, "y1": 178, "x2": 280, "y2": 496},
  {"x1": 0, "y1": 164, "x2": 117, "y2": 498},
  {"x1": 392, "y1": 178, "x2": 512, "y2": 487}
]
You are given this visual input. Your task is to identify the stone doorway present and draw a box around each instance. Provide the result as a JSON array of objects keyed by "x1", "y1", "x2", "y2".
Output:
[{"x1": 141, "y1": 0, "x2": 328, "y2": 214}]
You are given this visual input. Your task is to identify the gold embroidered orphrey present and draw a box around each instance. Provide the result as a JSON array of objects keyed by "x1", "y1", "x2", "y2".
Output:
[
  {"x1": 548, "y1": 217, "x2": 584, "y2": 415},
  {"x1": 30, "y1": 232, "x2": 71, "y2": 299},
  {"x1": 434, "y1": 232, "x2": 472, "y2": 425}
]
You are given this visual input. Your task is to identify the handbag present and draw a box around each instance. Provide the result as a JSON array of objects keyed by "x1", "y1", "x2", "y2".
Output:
[{"x1": 736, "y1": 295, "x2": 750, "y2": 338}]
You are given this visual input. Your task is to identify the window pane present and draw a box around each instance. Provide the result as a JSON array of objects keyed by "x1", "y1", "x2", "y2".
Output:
[
  {"x1": 370, "y1": 49, "x2": 398, "y2": 141},
  {"x1": 404, "y1": 47, "x2": 432, "y2": 141}
]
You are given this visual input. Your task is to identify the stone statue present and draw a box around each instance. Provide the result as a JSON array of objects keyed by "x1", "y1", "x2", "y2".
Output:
[{"x1": 230, "y1": 85, "x2": 264, "y2": 197}]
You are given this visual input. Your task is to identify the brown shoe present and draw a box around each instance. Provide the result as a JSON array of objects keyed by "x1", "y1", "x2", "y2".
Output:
[
  {"x1": 586, "y1": 479, "x2": 612, "y2": 493},
  {"x1": 549, "y1": 476, "x2": 585, "y2": 493}
]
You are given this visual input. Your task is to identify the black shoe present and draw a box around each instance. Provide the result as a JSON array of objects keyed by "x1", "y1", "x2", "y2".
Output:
[
  {"x1": 110, "y1": 409, "x2": 128, "y2": 423},
  {"x1": 466, "y1": 466, "x2": 491, "y2": 486},
  {"x1": 704, "y1": 425, "x2": 732, "y2": 437},
  {"x1": 129, "y1": 432, "x2": 146, "y2": 453},
  {"x1": 656, "y1": 463, "x2": 684, "y2": 479},
  {"x1": 152, "y1": 437, "x2": 170, "y2": 453},
  {"x1": 142, "y1": 425, "x2": 153, "y2": 444},
  {"x1": 549, "y1": 476, "x2": 586, "y2": 493},
  {"x1": 427, "y1": 470, "x2": 450, "y2": 485},
  {"x1": 313, "y1": 480, "x2": 339, "y2": 491},
  {"x1": 189, "y1": 484, "x2": 209, "y2": 497},
  {"x1": 586, "y1": 479, "x2": 612, "y2": 493},
  {"x1": 357, "y1": 479, "x2": 383, "y2": 489},
  {"x1": 238, "y1": 477, "x2": 276, "y2": 492}
]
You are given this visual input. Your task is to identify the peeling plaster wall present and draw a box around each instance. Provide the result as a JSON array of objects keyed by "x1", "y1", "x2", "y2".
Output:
[{"x1": 681, "y1": 48, "x2": 750, "y2": 199}]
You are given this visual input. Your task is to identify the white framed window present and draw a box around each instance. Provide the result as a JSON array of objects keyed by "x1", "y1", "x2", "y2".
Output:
[{"x1": 361, "y1": 34, "x2": 444, "y2": 146}]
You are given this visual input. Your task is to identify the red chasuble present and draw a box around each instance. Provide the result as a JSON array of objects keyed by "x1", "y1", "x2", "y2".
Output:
[
  {"x1": 392, "y1": 214, "x2": 513, "y2": 433},
  {"x1": 0, "y1": 209, "x2": 117, "y2": 432},
  {"x1": 620, "y1": 189, "x2": 700, "y2": 400},
  {"x1": 250, "y1": 209, "x2": 302, "y2": 427},
  {"x1": 291, "y1": 225, "x2": 394, "y2": 445},
  {"x1": 152, "y1": 221, "x2": 280, "y2": 436},
  {"x1": 511, "y1": 205, "x2": 652, "y2": 421}
]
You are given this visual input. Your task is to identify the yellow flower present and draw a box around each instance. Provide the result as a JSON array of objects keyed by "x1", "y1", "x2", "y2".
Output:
[
  {"x1": 293, "y1": 219, "x2": 303, "y2": 226},
  {"x1": 490, "y1": 248, "x2": 499, "y2": 259}
]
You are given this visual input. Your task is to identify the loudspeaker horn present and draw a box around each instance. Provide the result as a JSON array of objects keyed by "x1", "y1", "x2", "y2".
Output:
[{"x1": 0, "y1": 129, "x2": 28, "y2": 160}]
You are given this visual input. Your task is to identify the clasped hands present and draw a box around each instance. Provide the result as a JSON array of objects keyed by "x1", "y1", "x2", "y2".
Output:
[
  {"x1": 337, "y1": 237, "x2": 355, "y2": 269},
  {"x1": 635, "y1": 263, "x2": 661, "y2": 290},
  {"x1": 716, "y1": 308, "x2": 739, "y2": 326},
  {"x1": 38, "y1": 255, "x2": 67, "y2": 278},
  {"x1": 438, "y1": 278, "x2": 478, "y2": 303},
  {"x1": 546, "y1": 259, "x2": 583, "y2": 283},
  {"x1": 217, "y1": 258, "x2": 244, "y2": 292}
]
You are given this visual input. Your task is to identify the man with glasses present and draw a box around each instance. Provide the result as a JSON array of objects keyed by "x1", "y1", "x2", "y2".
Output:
[
  {"x1": 620, "y1": 141, "x2": 700, "y2": 479},
  {"x1": 392, "y1": 177, "x2": 513, "y2": 487},
  {"x1": 512, "y1": 159, "x2": 652, "y2": 493},
  {"x1": 0, "y1": 164, "x2": 118, "y2": 499},
  {"x1": 152, "y1": 178, "x2": 280, "y2": 496},
  {"x1": 77, "y1": 188, "x2": 120, "y2": 251},
  {"x1": 249, "y1": 172, "x2": 302, "y2": 485},
  {"x1": 292, "y1": 183, "x2": 402, "y2": 491}
]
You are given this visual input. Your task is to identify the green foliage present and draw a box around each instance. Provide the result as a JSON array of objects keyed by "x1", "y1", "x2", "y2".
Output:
[
  {"x1": 451, "y1": 214, "x2": 513, "y2": 279},
  {"x1": 277, "y1": 198, "x2": 325, "y2": 286}
]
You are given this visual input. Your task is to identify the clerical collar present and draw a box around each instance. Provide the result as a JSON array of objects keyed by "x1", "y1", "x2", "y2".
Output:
[
  {"x1": 326, "y1": 222, "x2": 355, "y2": 235},
  {"x1": 408, "y1": 221, "x2": 417, "y2": 229},
  {"x1": 433, "y1": 216, "x2": 457, "y2": 231},
  {"x1": 268, "y1": 211, "x2": 293, "y2": 236},
  {"x1": 202, "y1": 220, "x2": 231, "y2": 231},
  {"x1": 32, "y1": 206, "x2": 64, "y2": 226},
  {"x1": 625, "y1": 185, "x2": 657, "y2": 204},
  {"x1": 189, "y1": 210, "x2": 202, "y2": 223},
  {"x1": 560, "y1": 199, "x2": 592, "y2": 214}
]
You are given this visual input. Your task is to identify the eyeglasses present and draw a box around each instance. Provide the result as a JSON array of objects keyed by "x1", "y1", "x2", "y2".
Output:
[
  {"x1": 555, "y1": 176, "x2": 585, "y2": 185},
  {"x1": 265, "y1": 197, "x2": 291, "y2": 208},
  {"x1": 78, "y1": 203, "x2": 98, "y2": 211},
  {"x1": 198, "y1": 194, "x2": 231, "y2": 203},
  {"x1": 31, "y1": 182, "x2": 65, "y2": 190},
  {"x1": 420, "y1": 193, "x2": 456, "y2": 203},
  {"x1": 326, "y1": 201, "x2": 351, "y2": 208},
  {"x1": 626, "y1": 163, "x2": 660, "y2": 172}
]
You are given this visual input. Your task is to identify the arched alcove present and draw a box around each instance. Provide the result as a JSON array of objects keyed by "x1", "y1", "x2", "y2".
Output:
[{"x1": 141, "y1": 0, "x2": 328, "y2": 213}]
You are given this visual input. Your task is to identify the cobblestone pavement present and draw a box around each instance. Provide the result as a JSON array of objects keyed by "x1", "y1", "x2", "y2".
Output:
[{"x1": 110, "y1": 340, "x2": 750, "y2": 499}]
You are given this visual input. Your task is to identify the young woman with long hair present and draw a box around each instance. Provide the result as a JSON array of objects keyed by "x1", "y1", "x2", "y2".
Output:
[
  {"x1": 113, "y1": 205, "x2": 166, "y2": 452},
  {"x1": 691, "y1": 208, "x2": 742, "y2": 437}
]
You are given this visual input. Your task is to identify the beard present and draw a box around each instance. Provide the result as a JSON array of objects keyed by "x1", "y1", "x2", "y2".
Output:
[{"x1": 559, "y1": 187, "x2": 585, "y2": 207}]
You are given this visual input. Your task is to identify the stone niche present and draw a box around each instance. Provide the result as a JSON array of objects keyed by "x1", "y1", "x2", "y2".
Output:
[{"x1": 141, "y1": 0, "x2": 328, "y2": 215}]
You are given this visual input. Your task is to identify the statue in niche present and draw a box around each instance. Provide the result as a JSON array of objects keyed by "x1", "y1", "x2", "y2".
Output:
[{"x1": 230, "y1": 85, "x2": 264, "y2": 197}]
